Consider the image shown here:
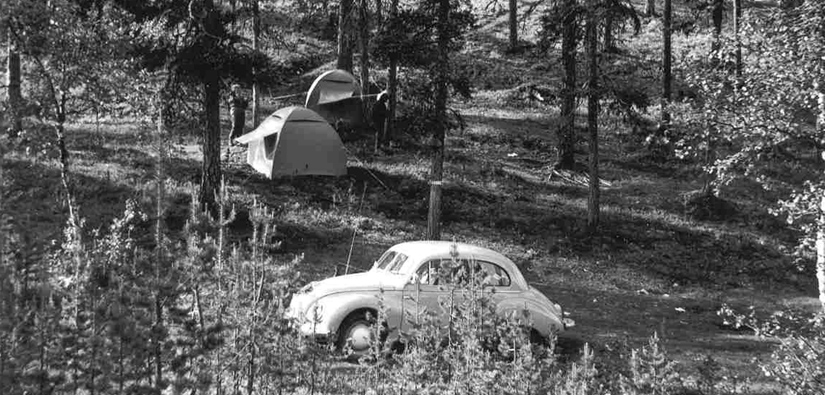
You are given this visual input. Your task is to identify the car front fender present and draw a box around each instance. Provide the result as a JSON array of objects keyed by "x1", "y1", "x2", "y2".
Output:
[{"x1": 315, "y1": 290, "x2": 404, "y2": 337}]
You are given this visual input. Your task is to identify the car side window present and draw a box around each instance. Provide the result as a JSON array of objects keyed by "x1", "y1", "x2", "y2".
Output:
[
  {"x1": 465, "y1": 260, "x2": 511, "y2": 287},
  {"x1": 416, "y1": 259, "x2": 468, "y2": 286},
  {"x1": 415, "y1": 259, "x2": 511, "y2": 287},
  {"x1": 416, "y1": 261, "x2": 438, "y2": 285}
]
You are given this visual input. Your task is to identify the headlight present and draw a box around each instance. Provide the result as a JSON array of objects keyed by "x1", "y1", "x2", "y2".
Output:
[{"x1": 305, "y1": 300, "x2": 325, "y2": 323}]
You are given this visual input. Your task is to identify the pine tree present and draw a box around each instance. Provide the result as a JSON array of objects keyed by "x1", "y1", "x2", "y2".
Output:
[
  {"x1": 427, "y1": 0, "x2": 451, "y2": 240},
  {"x1": 586, "y1": 0, "x2": 600, "y2": 232},
  {"x1": 556, "y1": 0, "x2": 578, "y2": 171}
]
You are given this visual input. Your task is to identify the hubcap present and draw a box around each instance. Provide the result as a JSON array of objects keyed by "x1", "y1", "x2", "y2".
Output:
[{"x1": 346, "y1": 322, "x2": 373, "y2": 352}]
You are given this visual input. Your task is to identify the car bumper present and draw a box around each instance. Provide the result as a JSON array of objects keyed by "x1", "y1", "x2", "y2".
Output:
[{"x1": 297, "y1": 321, "x2": 334, "y2": 340}]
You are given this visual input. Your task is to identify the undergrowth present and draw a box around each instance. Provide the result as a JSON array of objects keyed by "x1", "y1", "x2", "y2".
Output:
[{"x1": 0, "y1": 166, "x2": 801, "y2": 393}]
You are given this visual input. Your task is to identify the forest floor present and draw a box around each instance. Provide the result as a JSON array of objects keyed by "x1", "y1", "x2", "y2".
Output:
[{"x1": 2, "y1": 0, "x2": 819, "y2": 392}]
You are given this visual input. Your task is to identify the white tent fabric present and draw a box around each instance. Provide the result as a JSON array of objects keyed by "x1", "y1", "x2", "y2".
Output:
[
  {"x1": 305, "y1": 69, "x2": 361, "y2": 107},
  {"x1": 235, "y1": 107, "x2": 348, "y2": 178}
]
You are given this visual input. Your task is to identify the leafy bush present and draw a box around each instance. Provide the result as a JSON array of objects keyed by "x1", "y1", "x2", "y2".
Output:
[{"x1": 719, "y1": 304, "x2": 825, "y2": 395}]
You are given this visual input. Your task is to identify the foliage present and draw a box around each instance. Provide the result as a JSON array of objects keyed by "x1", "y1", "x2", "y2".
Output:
[
  {"x1": 675, "y1": 1, "x2": 825, "y2": 187},
  {"x1": 109, "y1": 0, "x2": 274, "y2": 134},
  {"x1": 371, "y1": 0, "x2": 475, "y2": 142},
  {"x1": 8, "y1": 0, "x2": 127, "y2": 123},
  {"x1": 0, "y1": 167, "x2": 308, "y2": 394},
  {"x1": 372, "y1": 2, "x2": 475, "y2": 69},
  {"x1": 719, "y1": 305, "x2": 825, "y2": 395},
  {"x1": 536, "y1": 0, "x2": 640, "y2": 54},
  {"x1": 766, "y1": 320, "x2": 825, "y2": 395}
]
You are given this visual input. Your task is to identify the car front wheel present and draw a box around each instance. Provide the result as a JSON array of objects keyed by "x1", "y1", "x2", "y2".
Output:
[{"x1": 337, "y1": 311, "x2": 385, "y2": 359}]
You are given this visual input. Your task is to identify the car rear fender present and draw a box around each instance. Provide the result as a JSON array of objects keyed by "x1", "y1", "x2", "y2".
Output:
[{"x1": 495, "y1": 296, "x2": 564, "y2": 338}]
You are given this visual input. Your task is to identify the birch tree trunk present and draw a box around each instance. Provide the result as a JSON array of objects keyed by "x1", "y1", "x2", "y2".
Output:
[{"x1": 427, "y1": 0, "x2": 450, "y2": 240}]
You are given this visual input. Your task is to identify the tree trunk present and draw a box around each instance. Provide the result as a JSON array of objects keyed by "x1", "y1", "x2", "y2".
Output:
[
  {"x1": 7, "y1": 27, "x2": 22, "y2": 137},
  {"x1": 733, "y1": 0, "x2": 742, "y2": 77},
  {"x1": 375, "y1": 0, "x2": 383, "y2": 26},
  {"x1": 818, "y1": 206, "x2": 825, "y2": 313},
  {"x1": 201, "y1": 69, "x2": 222, "y2": 212},
  {"x1": 816, "y1": 77, "x2": 825, "y2": 313},
  {"x1": 711, "y1": 0, "x2": 723, "y2": 38},
  {"x1": 153, "y1": 80, "x2": 168, "y2": 393},
  {"x1": 556, "y1": 0, "x2": 577, "y2": 170},
  {"x1": 427, "y1": 0, "x2": 450, "y2": 241},
  {"x1": 586, "y1": 5, "x2": 599, "y2": 232},
  {"x1": 251, "y1": 0, "x2": 260, "y2": 127},
  {"x1": 661, "y1": 0, "x2": 672, "y2": 129},
  {"x1": 54, "y1": 95, "x2": 78, "y2": 222},
  {"x1": 154, "y1": 295, "x2": 163, "y2": 392},
  {"x1": 358, "y1": 0, "x2": 372, "y2": 146},
  {"x1": 710, "y1": 0, "x2": 723, "y2": 58},
  {"x1": 604, "y1": 13, "x2": 614, "y2": 53},
  {"x1": 386, "y1": 0, "x2": 399, "y2": 145},
  {"x1": 645, "y1": 0, "x2": 656, "y2": 17},
  {"x1": 200, "y1": 0, "x2": 222, "y2": 212},
  {"x1": 508, "y1": 0, "x2": 518, "y2": 50},
  {"x1": 338, "y1": 0, "x2": 354, "y2": 72}
]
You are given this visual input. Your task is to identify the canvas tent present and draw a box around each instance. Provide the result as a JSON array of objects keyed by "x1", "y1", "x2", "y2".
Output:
[
  {"x1": 305, "y1": 69, "x2": 363, "y2": 125},
  {"x1": 235, "y1": 106, "x2": 348, "y2": 178}
]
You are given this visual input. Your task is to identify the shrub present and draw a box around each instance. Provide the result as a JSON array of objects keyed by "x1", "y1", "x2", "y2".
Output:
[
  {"x1": 619, "y1": 332, "x2": 682, "y2": 395},
  {"x1": 720, "y1": 304, "x2": 825, "y2": 395}
]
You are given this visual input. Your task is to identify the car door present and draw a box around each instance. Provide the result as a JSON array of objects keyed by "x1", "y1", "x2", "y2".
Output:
[
  {"x1": 473, "y1": 259, "x2": 520, "y2": 316},
  {"x1": 401, "y1": 258, "x2": 468, "y2": 334}
]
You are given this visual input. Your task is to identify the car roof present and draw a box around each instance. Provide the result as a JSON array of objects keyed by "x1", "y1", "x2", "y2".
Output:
[
  {"x1": 388, "y1": 241, "x2": 528, "y2": 289},
  {"x1": 390, "y1": 241, "x2": 503, "y2": 260}
]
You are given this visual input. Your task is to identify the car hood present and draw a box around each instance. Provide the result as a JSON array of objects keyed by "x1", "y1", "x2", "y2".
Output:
[{"x1": 303, "y1": 270, "x2": 406, "y2": 297}]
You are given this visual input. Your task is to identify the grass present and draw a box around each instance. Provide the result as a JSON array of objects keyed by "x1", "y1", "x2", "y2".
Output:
[{"x1": 1, "y1": 0, "x2": 819, "y2": 392}]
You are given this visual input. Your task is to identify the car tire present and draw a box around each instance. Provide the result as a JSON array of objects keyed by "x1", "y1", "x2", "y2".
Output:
[{"x1": 336, "y1": 310, "x2": 386, "y2": 360}]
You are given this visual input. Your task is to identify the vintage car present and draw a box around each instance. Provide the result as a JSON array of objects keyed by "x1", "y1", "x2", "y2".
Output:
[{"x1": 286, "y1": 241, "x2": 573, "y2": 355}]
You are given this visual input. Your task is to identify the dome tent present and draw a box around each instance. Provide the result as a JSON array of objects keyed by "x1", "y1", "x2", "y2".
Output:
[
  {"x1": 235, "y1": 107, "x2": 347, "y2": 178},
  {"x1": 305, "y1": 69, "x2": 363, "y2": 125}
]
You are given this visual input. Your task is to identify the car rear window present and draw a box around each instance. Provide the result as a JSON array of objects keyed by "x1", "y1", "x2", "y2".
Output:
[{"x1": 376, "y1": 251, "x2": 408, "y2": 273}]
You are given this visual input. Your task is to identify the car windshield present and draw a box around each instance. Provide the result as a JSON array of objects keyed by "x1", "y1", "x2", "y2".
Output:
[{"x1": 375, "y1": 250, "x2": 408, "y2": 273}]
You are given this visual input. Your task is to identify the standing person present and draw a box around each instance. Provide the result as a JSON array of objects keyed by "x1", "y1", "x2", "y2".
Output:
[
  {"x1": 228, "y1": 84, "x2": 249, "y2": 145},
  {"x1": 371, "y1": 90, "x2": 388, "y2": 149}
]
